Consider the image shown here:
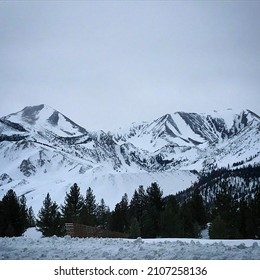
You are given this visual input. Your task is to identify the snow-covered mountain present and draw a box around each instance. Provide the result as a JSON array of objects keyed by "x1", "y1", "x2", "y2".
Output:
[
  {"x1": 114, "y1": 109, "x2": 259, "y2": 170},
  {"x1": 0, "y1": 105, "x2": 259, "y2": 213}
]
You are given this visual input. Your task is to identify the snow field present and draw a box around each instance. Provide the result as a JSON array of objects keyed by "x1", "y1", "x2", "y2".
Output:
[{"x1": 1, "y1": 228, "x2": 260, "y2": 260}]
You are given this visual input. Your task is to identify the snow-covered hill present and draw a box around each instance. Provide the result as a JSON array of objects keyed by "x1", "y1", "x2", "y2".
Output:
[{"x1": 0, "y1": 105, "x2": 259, "y2": 213}]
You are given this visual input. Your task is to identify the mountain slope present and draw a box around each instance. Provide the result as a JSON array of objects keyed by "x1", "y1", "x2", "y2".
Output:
[
  {"x1": 176, "y1": 165, "x2": 260, "y2": 207},
  {"x1": 0, "y1": 105, "x2": 259, "y2": 213},
  {"x1": 113, "y1": 109, "x2": 259, "y2": 170}
]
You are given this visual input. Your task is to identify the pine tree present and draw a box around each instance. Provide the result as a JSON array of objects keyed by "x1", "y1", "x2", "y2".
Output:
[
  {"x1": 190, "y1": 188, "x2": 207, "y2": 228},
  {"x1": 210, "y1": 180, "x2": 241, "y2": 238},
  {"x1": 238, "y1": 198, "x2": 250, "y2": 238},
  {"x1": 28, "y1": 206, "x2": 36, "y2": 227},
  {"x1": 209, "y1": 215, "x2": 228, "y2": 239},
  {"x1": 0, "y1": 200, "x2": 5, "y2": 236},
  {"x1": 140, "y1": 209, "x2": 155, "y2": 237},
  {"x1": 129, "y1": 189, "x2": 139, "y2": 219},
  {"x1": 180, "y1": 201, "x2": 200, "y2": 238},
  {"x1": 249, "y1": 187, "x2": 260, "y2": 238},
  {"x1": 19, "y1": 195, "x2": 29, "y2": 228},
  {"x1": 111, "y1": 193, "x2": 129, "y2": 232},
  {"x1": 254, "y1": 188, "x2": 260, "y2": 238},
  {"x1": 85, "y1": 187, "x2": 96, "y2": 214},
  {"x1": 129, "y1": 217, "x2": 141, "y2": 238},
  {"x1": 161, "y1": 195, "x2": 183, "y2": 237},
  {"x1": 146, "y1": 182, "x2": 164, "y2": 212},
  {"x1": 141, "y1": 182, "x2": 164, "y2": 237},
  {"x1": 129, "y1": 185, "x2": 147, "y2": 222},
  {"x1": 37, "y1": 193, "x2": 64, "y2": 237},
  {"x1": 80, "y1": 187, "x2": 97, "y2": 225},
  {"x1": 61, "y1": 183, "x2": 84, "y2": 223},
  {"x1": 96, "y1": 198, "x2": 110, "y2": 228},
  {"x1": 0, "y1": 189, "x2": 27, "y2": 237}
]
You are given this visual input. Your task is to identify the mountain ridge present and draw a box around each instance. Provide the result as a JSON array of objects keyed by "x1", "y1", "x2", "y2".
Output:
[{"x1": 0, "y1": 104, "x2": 259, "y2": 212}]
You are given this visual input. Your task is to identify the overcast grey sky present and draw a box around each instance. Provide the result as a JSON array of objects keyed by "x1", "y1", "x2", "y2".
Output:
[{"x1": 1, "y1": 1, "x2": 259, "y2": 131}]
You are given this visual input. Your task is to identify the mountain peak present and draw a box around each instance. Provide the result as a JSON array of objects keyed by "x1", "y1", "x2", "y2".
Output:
[
  {"x1": 20, "y1": 104, "x2": 53, "y2": 125},
  {"x1": 3, "y1": 104, "x2": 87, "y2": 137}
]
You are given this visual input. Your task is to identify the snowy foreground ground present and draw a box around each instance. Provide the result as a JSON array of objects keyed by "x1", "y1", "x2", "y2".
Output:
[{"x1": 0, "y1": 228, "x2": 260, "y2": 260}]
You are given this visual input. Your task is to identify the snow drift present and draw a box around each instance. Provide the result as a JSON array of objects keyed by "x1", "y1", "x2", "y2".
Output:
[{"x1": 1, "y1": 228, "x2": 260, "y2": 260}]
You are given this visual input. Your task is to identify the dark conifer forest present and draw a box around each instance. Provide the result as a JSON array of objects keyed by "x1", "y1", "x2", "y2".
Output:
[{"x1": 0, "y1": 165, "x2": 259, "y2": 239}]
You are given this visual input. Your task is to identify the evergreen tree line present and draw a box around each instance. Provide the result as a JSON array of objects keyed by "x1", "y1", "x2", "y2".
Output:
[
  {"x1": 36, "y1": 183, "x2": 110, "y2": 237},
  {"x1": 176, "y1": 164, "x2": 260, "y2": 207},
  {"x1": 199, "y1": 164, "x2": 260, "y2": 186},
  {"x1": 1, "y1": 179, "x2": 260, "y2": 239},
  {"x1": 209, "y1": 181, "x2": 260, "y2": 239},
  {"x1": 35, "y1": 182, "x2": 208, "y2": 238}
]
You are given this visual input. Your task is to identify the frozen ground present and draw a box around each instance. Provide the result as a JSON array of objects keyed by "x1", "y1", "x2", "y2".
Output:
[{"x1": 0, "y1": 228, "x2": 260, "y2": 260}]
